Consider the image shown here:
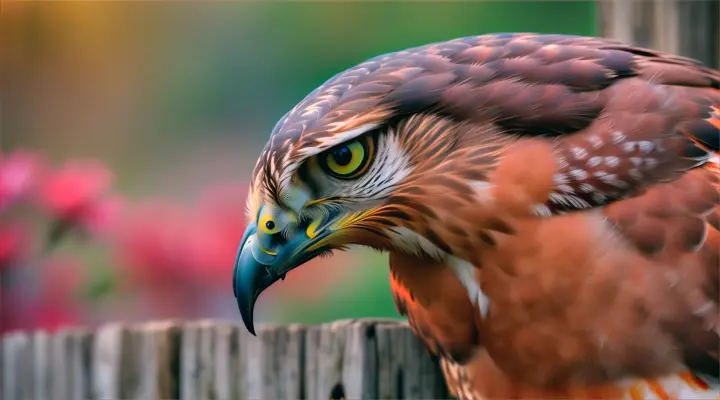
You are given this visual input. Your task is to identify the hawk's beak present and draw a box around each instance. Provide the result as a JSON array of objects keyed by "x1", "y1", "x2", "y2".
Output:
[
  {"x1": 233, "y1": 223, "x2": 269, "y2": 336},
  {"x1": 233, "y1": 213, "x2": 332, "y2": 335}
]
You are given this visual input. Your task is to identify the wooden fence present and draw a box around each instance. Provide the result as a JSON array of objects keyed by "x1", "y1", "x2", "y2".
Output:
[
  {"x1": 1, "y1": 319, "x2": 450, "y2": 400},
  {"x1": 598, "y1": 0, "x2": 720, "y2": 68}
]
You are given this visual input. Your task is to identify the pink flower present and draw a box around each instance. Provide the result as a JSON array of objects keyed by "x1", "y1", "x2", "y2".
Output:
[
  {"x1": 113, "y1": 200, "x2": 202, "y2": 288},
  {"x1": 0, "y1": 151, "x2": 43, "y2": 212},
  {"x1": 0, "y1": 286, "x2": 82, "y2": 334},
  {"x1": 0, "y1": 223, "x2": 29, "y2": 270},
  {"x1": 37, "y1": 159, "x2": 121, "y2": 235},
  {"x1": 80, "y1": 194, "x2": 124, "y2": 237},
  {"x1": 0, "y1": 289, "x2": 25, "y2": 333},
  {"x1": 28, "y1": 258, "x2": 84, "y2": 332},
  {"x1": 31, "y1": 303, "x2": 82, "y2": 332}
]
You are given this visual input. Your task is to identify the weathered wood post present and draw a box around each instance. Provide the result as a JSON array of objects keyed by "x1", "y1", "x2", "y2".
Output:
[
  {"x1": 598, "y1": 0, "x2": 720, "y2": 68},
  {"x1": 1, "y1": 319, "x2": 450, "y2": 400}
]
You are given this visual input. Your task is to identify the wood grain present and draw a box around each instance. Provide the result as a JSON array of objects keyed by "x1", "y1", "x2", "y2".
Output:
[
  {"x1": 598, "y1": 0, "x2": 718, "y2": 68},
  {"x1": 1, "y1": 319, "x2": 447, "y2": 400}
]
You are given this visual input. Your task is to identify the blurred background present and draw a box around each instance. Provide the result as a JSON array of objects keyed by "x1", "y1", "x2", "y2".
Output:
[{"x1": 1, "y1": 1, "x2": 717, "y2": 333}]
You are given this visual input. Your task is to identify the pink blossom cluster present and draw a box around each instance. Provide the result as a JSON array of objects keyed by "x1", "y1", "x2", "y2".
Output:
[
  {"x1": 0, "y1": 149, "x2": 248, "y2": 333},
  {"x1": 0, "y1": 151, "x2": 120, "y2": 332},
  {"x1": 0, "y1": 149, "x2": 352, "y2": 334}
]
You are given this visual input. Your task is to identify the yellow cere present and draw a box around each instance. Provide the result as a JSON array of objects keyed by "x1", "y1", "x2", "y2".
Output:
[{"x1": 326, "y1": 140, "x2": 365, "y2": 177}]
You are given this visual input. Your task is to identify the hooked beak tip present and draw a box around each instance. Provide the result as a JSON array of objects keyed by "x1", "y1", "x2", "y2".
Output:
[
  {"x1": 243, "y1": 312, "x2": 257, "y2": 336},
  {"x1": 233, "y1": 247, "x2": 264, "y2": 336},
  {"x1": 233, "y1": 225, "x2": 269, "y2": 336}
]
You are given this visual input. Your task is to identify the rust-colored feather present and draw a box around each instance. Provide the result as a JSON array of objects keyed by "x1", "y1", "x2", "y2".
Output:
[{"x1": 388, "y1": 252, "x2": 480, "y2": 363}]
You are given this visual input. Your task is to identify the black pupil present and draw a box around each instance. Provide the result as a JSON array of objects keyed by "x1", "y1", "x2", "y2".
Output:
[
  {"x1": 331, "y1": 146, "x2": 353, "y2": 166},
  {"x1": 265, "y1": 221, "x2": 275, "y2": 230}
]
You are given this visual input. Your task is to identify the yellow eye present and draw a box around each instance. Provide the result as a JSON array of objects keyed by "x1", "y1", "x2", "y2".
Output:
[{"x1": 321, "y1": 136, "x2": 375, "y2": 179}]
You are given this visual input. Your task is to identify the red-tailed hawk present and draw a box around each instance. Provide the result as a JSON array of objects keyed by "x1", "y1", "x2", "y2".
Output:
[{"x1": 233, "y1": 33, "x2": 720, "y2": 399}]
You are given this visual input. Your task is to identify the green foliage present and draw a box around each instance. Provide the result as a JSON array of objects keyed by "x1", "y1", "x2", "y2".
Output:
[
  {"x1": 80, "y1": 265, "x2": 118, "y2": 302},
  {"x1": 276, "y1": 251, "x2": 404, "y2": 324},
  {"x1": 145, "y1": 1, "x2": 597, "y2": 140}
]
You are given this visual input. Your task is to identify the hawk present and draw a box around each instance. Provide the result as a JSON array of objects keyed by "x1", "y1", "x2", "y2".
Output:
[{"x1": 233, "y1": 33, "x2": 720, "y2": 399}]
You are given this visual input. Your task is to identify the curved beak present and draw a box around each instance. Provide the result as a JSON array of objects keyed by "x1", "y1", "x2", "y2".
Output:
[
  {"x1": 233, "y1": 216, "x2": 333, "y2": 335},
  {"x1": 233, "y1": 224, "x2": 270, "y2": 336}
]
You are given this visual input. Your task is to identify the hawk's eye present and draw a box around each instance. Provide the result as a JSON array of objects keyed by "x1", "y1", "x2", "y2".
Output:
[{"x1": 321, "y1": 136, "x2": 375, "y2": 179}]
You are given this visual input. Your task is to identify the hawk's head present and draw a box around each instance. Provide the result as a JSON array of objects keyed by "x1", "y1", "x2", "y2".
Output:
[
  {"x1": 233, "y1": 36, "x2": 519, "y2": 335},
  {"x1": 233, "y1": 33, "x2": 630, "y2": 333}
]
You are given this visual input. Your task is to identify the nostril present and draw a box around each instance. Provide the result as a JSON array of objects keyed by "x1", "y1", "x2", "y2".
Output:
[{"x1": 269, "y1": 230, "x2": 287, "y2": 247}]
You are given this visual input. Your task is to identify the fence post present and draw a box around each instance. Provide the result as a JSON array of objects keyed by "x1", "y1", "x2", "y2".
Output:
[
  {"x1": 597, "y1": 0, "x2": 720, "y2": 67},
  {"x1": 677, "y1": 0, "x2": 720, "y2": 68}
]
